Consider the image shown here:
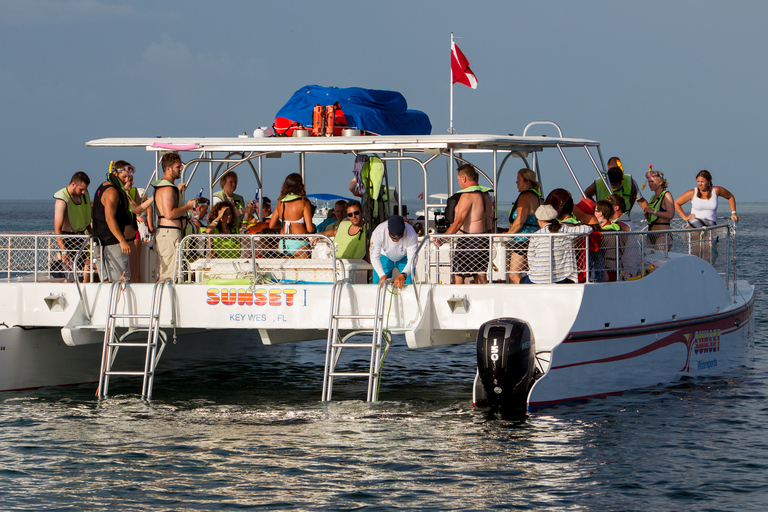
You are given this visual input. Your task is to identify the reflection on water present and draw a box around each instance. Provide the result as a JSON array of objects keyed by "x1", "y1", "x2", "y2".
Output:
[{"x1": 1, "y1": 338, "x2": 766, "y2": 510}]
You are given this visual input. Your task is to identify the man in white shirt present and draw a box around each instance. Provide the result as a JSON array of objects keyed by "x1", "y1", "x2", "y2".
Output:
[{"x1": 369, "y1": 215, "x2": 418, "y2": 289}]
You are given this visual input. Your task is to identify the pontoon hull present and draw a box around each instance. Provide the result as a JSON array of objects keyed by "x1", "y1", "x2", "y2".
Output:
[{"x1": 0, "y1": 326, "x2": 270, "y2": 392}]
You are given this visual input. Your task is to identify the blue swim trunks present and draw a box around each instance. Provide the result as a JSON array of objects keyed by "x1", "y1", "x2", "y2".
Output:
[{"x1": 373, "y1": 255, "x2": 412, "y2": 284}]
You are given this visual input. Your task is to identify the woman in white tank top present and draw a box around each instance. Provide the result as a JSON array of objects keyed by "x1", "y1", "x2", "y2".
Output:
[
  {"x1": 674, "y1": 170, "x2": 739, "y2": 226},
  {"x1": 674, "y1": 170, "x2": 739, "y2": 262}
]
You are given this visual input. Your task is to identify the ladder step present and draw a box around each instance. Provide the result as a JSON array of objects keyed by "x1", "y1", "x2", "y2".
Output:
[
  {"x1": 104, "y1": 371, "x2": 153, "y2": 376},
  {"x1": 332, "y1": 314, "x2": 380, "y2": 320},
  {"x1": 332, "y1": 342, "x2": 378, "y2": 348},
  {"x1": 329, "y1": 372, "x2": 378, "y2": 377},
  {"x1": 108, "y1": 342, "x2": 156, "y2": 347},
  {"x1": 109, "y1": 314, "x2": 160, "y2": 319}
]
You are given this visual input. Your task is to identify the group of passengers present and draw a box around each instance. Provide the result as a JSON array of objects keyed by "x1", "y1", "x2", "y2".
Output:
[
  {"x1": 54, "y1": 161, "x2": 155, "y2": 284},
  {"x1": 53, "y1": 153, "x2": 270, "y2": 283},
  {"x1": 500, "y1": 157, "x2": 739, "y2": 284},
  {"x1": 53, "y1": 152, "x2": 738, "y2": 287}
]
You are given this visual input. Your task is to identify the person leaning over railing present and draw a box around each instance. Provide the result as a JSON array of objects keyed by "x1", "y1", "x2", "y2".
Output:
[
  {"x1": 522, "y1": 204, "x2": 592, "y2": 284},
  {"x1": 674, "y1": 169, "x2": 738, "y2": 263},
  {"x1": 370, "y1": 215, "x2": 418, "y2": 289}
]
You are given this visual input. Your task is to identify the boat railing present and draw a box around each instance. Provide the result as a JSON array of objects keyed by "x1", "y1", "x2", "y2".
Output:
[
  {"x1": 415, "y1": 222, "x2": 736, "y2": 287},
  {"x1": 169, "y1": 223, "x2": 736, "y2": 288},
  {"x1": 0, "y1": 233, "x2": 102, "y2": 283},
  {"x1": 176, "y1": 233, "x2": 369, "y2": 285}
]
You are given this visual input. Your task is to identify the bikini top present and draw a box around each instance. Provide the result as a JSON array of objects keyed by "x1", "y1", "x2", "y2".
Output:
[{"x1": 279, "y1": 195, "x2": 307, "y2": 234}]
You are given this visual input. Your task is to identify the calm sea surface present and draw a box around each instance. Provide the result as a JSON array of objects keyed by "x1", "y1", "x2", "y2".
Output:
[{"x1": 0, "y1": 200, "x2": 766, "y2": 510}]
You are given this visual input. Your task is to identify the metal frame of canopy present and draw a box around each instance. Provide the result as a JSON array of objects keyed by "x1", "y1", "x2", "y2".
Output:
[{"x1": 87, "y1": 129, "x2": 609, "y2": 234}]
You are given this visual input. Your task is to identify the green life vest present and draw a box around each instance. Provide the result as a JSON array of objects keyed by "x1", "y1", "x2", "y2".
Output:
[
  {"x1": 53, "y1": 187, "x2": 91, "y2": 234},
  {"x1": 206, "y1": 227, "x2": 240, "y2": 259},
  {"x1": 595, "y1": 174, "x2": 633, "y2": 212},
  {"x1": 561, "y1": 214, "x2": 580, "y2": 225},
  {"x1": 334, "y1": 220, "x2": 367, "y2": 259},
  {"x1": 362, "y1": 156, "x2": 385, "y2": 218},
  {"x1": 646, "y1": 189, "x2": 668, "y2": 224},
  {"x1": 601, "y1": 222, "x2": 621, "y2": 232},
  {"x1": 456, "y1": 185, "x2": 493, "y2": 194}
]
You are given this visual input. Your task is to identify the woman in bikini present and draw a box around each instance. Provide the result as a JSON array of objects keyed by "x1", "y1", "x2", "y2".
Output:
[
  {"x1": 506, "y1": 168, "x2": 543, "y2": 283},
  {"x1": 269, "y1": 173, "x2": 313, "y2": 259}
]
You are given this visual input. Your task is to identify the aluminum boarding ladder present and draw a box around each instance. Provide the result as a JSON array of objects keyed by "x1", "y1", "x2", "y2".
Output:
[
  {"x1": 97, "y1": 279, "x2": 172, "y2": 400},
  {"x1": 322, "y1": 278, "x2": 392, "y2": 402}
]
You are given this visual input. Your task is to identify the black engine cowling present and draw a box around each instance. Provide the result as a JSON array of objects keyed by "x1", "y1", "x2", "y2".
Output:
[{"x1": 475, "y1": 318, "x2": 536, "y2": 411}]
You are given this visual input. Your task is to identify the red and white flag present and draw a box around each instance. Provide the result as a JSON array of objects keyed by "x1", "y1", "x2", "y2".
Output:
[
  {"x1": 451, "y1": 41, "x2": 478, "y2": 89},
  {"x1": 418, "y1": 191, "x2": 424, "y2": 200}
]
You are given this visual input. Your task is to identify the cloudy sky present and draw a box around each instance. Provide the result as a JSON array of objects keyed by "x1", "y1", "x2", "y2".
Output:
[{"x1": 1, "y1": 0, "x2": 766, "y2": 205}]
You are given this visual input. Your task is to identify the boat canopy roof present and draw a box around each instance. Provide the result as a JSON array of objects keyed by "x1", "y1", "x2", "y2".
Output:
[{"x1": 86, "y1": 133, "x2": 599, "y2": 155}]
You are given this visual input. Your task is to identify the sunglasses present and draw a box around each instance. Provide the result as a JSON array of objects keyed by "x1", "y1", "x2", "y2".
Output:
[
  {"x1": 348, "y1": 210, "x2": 362, "y2": 217},
  {"x1": 389, "y1": 234, "x2": 403, "y2": 241}
]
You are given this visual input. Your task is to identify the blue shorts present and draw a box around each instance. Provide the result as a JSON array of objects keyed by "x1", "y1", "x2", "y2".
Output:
[
  {"x1": 373, "y1": 255, "x2": 412, "y2": 284},
  {"x1": 279, "y1": 238, "x2": 309, "y2": 256}
]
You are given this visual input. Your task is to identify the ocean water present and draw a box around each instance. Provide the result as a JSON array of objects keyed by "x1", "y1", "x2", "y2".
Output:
[{"x1": 0, "y1": 200, "x2": 766, "y2": 510}]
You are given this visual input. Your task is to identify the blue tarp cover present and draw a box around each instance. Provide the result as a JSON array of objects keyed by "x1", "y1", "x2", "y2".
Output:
[{"x1": 275, "y1": 85, "x2": 431, "y2": 136}]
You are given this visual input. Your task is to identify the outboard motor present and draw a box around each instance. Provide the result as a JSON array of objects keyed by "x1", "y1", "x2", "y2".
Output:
[{"x1": 475, "y1": 318, "x2": 536, "y2": 412}]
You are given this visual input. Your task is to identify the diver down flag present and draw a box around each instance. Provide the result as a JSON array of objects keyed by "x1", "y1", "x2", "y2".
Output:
[{"x1": 451, "y1": 41, "x2": 478, "y2": 89}]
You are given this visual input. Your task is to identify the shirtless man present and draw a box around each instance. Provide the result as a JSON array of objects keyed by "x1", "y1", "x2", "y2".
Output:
[
  {"x1": 152, "y1": 153, "x2": 196, "y2": 281},
  {"x1": 53, "y1": 172, "x2": 91, "y2": 281},
  {"x1": 441, "y1": 164, "x2": 494, "y2": 284}
]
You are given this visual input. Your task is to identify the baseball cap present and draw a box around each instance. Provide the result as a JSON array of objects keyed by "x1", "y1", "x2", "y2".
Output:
[{"x1": 388, "y1": 215, "x2": 405, "y2": 237}]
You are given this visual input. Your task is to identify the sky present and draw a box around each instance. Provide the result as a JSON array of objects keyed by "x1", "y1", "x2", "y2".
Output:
[{"x1": 1, "y1": 0, "x2": 767, "y2": 208}]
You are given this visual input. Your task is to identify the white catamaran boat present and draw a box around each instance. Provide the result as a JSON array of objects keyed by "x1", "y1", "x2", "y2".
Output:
[{"x1": 0, "y1": 122, "x2": 754, "y2": 411}]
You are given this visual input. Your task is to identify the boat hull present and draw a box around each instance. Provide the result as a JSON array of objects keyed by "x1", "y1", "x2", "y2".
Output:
[
  {"x1": 527, "y1": 285, "x2": 755, "y2": 410},
  {"x1": 0, "y1": 326, "x2": 269, "y2": 392}
]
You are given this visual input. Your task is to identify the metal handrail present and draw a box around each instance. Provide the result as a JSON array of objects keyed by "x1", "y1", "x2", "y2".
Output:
[{"x1": 73, "y1": 235, "x2": 101, "y2": 324}]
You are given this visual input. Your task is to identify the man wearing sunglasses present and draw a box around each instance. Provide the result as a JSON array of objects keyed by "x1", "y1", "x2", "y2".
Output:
[
  {"x1": 318, "y1": 200, "x2": 367, "y2": 260},
  {"x1": 370, "y1": 215, "x2": 417, "y2": 289}
]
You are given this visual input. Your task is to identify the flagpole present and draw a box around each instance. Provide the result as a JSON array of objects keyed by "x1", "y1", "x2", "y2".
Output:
[
  {"x1": 449, "y1": 32, "x2": 454, "y2": 135},
  {"x1": 449, "y1": 32, "x2": 454, "y2": 195}
]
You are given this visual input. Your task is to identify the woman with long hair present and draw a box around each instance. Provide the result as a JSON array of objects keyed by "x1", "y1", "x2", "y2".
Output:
[
  {"x1": 205, "y1": 200, "x2": 239, "y2": 258},
  {"x1": 506, "y1": 168, "x2": 543, "y2": 283},
  {"x1": 674, "y1": 170, "x2": 738, "y2": 262},
  {"x1": 269, "y1": 173, "x2": 313, "y2": 259},
  {"x1": 637, "y1": 169, "x2": 674, "y2": 251},
  {"x1": 674, "y1": 170, "x2": 738, "y2": 226}
]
